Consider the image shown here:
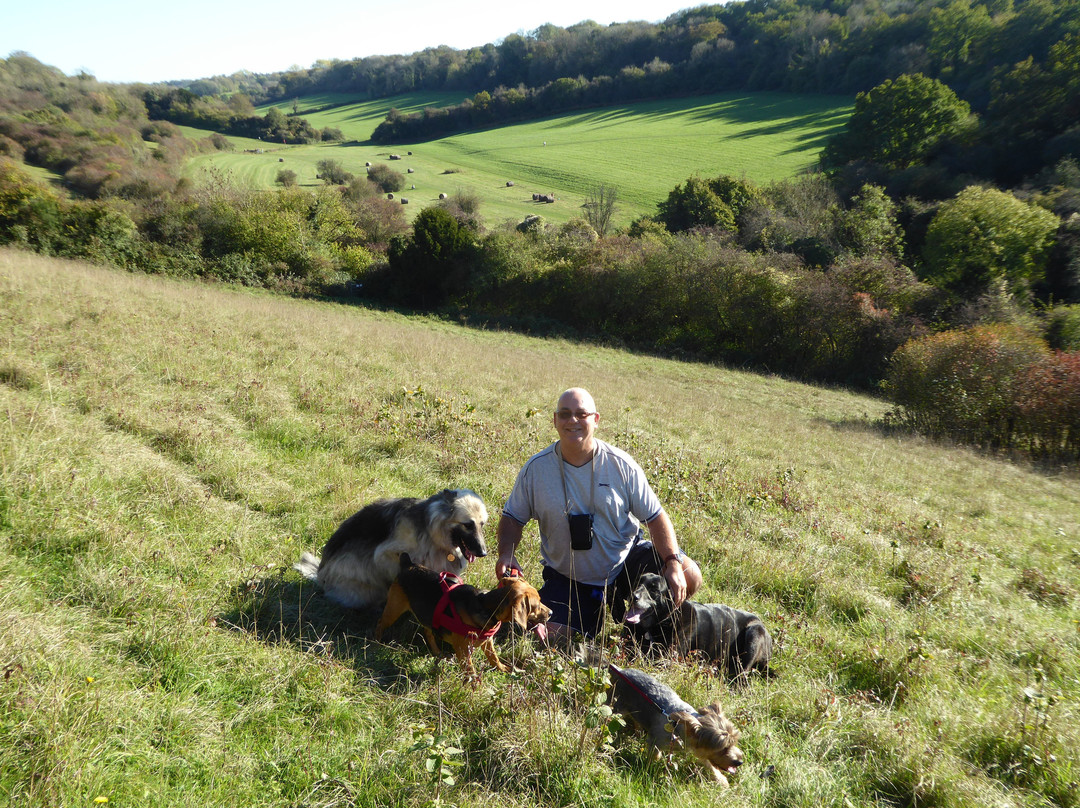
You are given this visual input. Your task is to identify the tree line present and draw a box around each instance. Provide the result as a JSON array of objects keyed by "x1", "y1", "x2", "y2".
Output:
[
  {"x1": 3, "y1": 0, "x2": 1080, "y2": 460},
  {"x1": 142, "y1": 87, "x2": 343, "y2": 145},
  {"x1": 172, "y1": 0, "x2": 1080, "y2": 189}
]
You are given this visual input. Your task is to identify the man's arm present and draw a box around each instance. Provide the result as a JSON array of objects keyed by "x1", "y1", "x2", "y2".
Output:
[
  {"x1": 495, "y1": 513, "x2": 525, "y2": 580},
  {"x1": 645, "y1": 510, "x2": 701, "y2": 606}
]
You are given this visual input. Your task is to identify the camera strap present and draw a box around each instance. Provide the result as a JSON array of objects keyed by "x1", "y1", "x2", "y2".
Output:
[{"x1": 556, "y1": 442, "x2": 595, "y2": 521}]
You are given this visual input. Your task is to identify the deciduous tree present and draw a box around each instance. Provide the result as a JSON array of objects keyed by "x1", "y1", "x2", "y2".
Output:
[
  {"x1": 583, "y1": 183, "x2": 618, "y2": 237},
  {"x1": 656, "y1": 176, "x2": 735, "y2": 233},
  {"x1": 822, "y1": 74, "x2": 974, "y2": 171},
  {"x1": 922, "y1": 185, "x2": 1060, "y2": 299}
]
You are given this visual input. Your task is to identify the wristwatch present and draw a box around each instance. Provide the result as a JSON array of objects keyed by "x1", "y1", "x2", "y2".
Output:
[{"x1": 663, "y1": 550, "x2": 685, "y2": 568}]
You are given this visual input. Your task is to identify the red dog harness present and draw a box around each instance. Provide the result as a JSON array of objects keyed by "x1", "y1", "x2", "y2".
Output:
[{"x1": 431, "y1": 572, "x2": 501, "y2": 640}]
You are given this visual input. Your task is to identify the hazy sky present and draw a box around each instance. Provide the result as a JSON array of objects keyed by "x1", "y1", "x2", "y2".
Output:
[{"x1": 3, "y1": 0, "x2": 701, "y2": 84}]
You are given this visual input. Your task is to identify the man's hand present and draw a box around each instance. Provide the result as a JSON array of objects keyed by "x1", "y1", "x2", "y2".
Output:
[
  {"x1": 646, "y1": 510, "x2": 689, "y2": 606},
  {"x1": 495, "y1": 556, "x2": 521, "y2": 579},
  {"x1": 496, "y1": 514, "x2": 525, "y2": 582},
  {"x1": 665, "y1": 561, "x2": 688, "y2": 607}
]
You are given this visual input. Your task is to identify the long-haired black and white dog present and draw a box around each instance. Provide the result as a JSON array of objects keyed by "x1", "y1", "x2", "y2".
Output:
[{"x1": 294, "y1": 489, "x2": 488, "y2": 608}]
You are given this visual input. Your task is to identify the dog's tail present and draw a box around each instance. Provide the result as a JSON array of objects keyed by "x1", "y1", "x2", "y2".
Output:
[{"x1": 293, "y1": 552, "x2": 321, "y2": 581}]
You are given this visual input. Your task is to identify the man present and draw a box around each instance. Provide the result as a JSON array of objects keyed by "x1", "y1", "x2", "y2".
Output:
[{"x1": 495, "y1": 387, "x2": 702, "y2": 639}]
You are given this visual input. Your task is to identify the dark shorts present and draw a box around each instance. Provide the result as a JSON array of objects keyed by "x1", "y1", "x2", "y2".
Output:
[{"x1": 539, "y1": 537, "x2": 663, "y2": 637}]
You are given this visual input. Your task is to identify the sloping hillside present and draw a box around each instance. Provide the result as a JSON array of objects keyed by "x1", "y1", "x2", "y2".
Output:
[{"x1": 2, "y1": 250, "x2": 1077, "y2": 807}]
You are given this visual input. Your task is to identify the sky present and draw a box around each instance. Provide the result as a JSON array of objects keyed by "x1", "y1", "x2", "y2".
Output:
[{"x1": 3, "y1": 0, "x2": 701, "y2": 85}]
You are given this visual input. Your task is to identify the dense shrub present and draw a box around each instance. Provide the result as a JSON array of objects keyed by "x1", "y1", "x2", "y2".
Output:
[
  {"x1": 738, "y1": 176, "x2": 906, "y2": 267},
  {"x1": 0, "y1": 158, "x2": 64, "y2": 251},
  {"x1": 882, "y1": 324, "x2": 1080, "y2": 457},
  {"x1": 316, "y1": 159, "x2": 353, "y2": 186},
  {"x1": 921, "y1": 186, "x2": 1060, "y2": 300},
  {"x1": 384, "y1": 207, "x2": 475, "y2": 307},
  {"x1": 57, "y1": 202, "x2": 142, "y2": 268},
  {"x1": 189, "y1": 185, "x2": 369, "y2": 287},
  {"x1": 366, "y1": 163, "x2": 404, "y2": 193},
  {"x1": 1045, "y1": 304, "x2": 1080, "y2": 351},
  {"x1": 437, "y1": 190, "x2": 483, "y2": 232},
  {"x1": 409, "y1": 228, "x2": 925, "y2": 386},
  {"x1": 741, "y1": 174, "x2": 841, "y2": 263},
  {"x1": 0, "y1": 158, "x2": 144, "y2": 267},
  {"x1": 656, "y1": 176, "x2": 736, "y2": 233},
  {"x1": 1015, "y1": 352, "x2": 1080, "y2": 459}
]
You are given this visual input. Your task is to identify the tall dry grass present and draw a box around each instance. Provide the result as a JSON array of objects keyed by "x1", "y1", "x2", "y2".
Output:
[{"x1": 1, "y1": 248, "x2": 1077, "y2": 807}]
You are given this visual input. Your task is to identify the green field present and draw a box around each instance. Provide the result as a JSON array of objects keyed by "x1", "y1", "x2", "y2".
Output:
[
  {"x1": 182, "y1": 92, "x2": 852, "y2": 227},
  {"x1": 2, "y1": 250, "x2": 1078, "y2": 808}
]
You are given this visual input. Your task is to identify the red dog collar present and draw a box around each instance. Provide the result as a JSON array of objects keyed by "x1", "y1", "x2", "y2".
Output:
[{"x1": 431, "y1": 572, "x2": 501, "y2": 640}]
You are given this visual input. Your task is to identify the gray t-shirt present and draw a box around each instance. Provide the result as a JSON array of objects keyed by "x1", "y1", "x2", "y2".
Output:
[{"x1": 502, "y1": 439, "x2": 663, "y2": 586}]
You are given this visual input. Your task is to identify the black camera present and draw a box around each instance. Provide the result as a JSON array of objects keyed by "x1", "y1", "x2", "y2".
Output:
[{"x1": 568, "y1": 512, "x2": 594, "y2": 550}]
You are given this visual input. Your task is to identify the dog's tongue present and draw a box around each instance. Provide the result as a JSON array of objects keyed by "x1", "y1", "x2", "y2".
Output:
[
  {"x1": 463, "y1": 548, "x2": 476, "y2": 562},
  {"x1": 531, "y1": 623, "x2": 549, "y2": 643},
  {"x1": 623, "y1": 607, "x2": 645, "y2": 625}
]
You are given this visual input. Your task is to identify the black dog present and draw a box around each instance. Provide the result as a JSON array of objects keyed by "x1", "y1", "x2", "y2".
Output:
[{"x1": 622, "y1": 573, "x2": 773, "y2": 680}]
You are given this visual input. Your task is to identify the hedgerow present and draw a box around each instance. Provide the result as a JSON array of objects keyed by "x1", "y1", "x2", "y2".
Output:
[{"x1": 883, "y1": 324, "x2": 1080, "y2": 460}]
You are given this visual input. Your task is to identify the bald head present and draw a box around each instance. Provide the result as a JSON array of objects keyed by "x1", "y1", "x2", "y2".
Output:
[
  {"x1": 557, "y1": 387, "x2": 596, "y2": 414},
  {"x1": 553, "y1": 388, "x2": 600, "y2": 463}
]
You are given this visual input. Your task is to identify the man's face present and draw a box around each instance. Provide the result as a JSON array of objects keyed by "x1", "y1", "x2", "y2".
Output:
[{"x1": 554, "y1": 390, "x2": 598, "y2": 452}]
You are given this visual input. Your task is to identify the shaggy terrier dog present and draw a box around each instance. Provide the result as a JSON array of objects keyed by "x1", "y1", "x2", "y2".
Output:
[{"x1": 609, "y1": 663, "x2": 744, "y2": 785}]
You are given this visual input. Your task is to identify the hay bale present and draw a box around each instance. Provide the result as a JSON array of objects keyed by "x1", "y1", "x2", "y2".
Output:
[
  {"x1": 439, "y1": 193, "x2": 447, "y2": 199},
  {"x1": 401, "y1": 198, "x2": 409, "y2": 204}
]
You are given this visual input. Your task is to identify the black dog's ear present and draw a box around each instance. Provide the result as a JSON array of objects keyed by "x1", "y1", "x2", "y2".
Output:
[{"x1": 638, "y1": 572, "x2": 672, "y2": 600}]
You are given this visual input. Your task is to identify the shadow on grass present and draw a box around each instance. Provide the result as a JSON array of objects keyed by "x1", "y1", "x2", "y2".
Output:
[
  {"x1": 815, "y1": 415, "x2": 892, "y2": 437},
  {"x1": 818, "y1": 416, "x2": 1080, "y2": 477},
  {"x1": 217, "y1": 569, "x2": 445, "y2": 690}
]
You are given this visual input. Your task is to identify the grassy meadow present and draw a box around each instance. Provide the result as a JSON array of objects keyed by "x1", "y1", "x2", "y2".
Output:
[
  {"x1": 2, "y1": 250, "x2": 1078, "y2": 808},
  {"x1": 181, "y1": 91, "x2": 852, "y2": 228}
]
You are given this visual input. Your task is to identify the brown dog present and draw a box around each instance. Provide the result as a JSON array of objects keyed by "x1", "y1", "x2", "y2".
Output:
[{"x1": 375, "y1": 553, "x2": 551, "y2": 677}]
